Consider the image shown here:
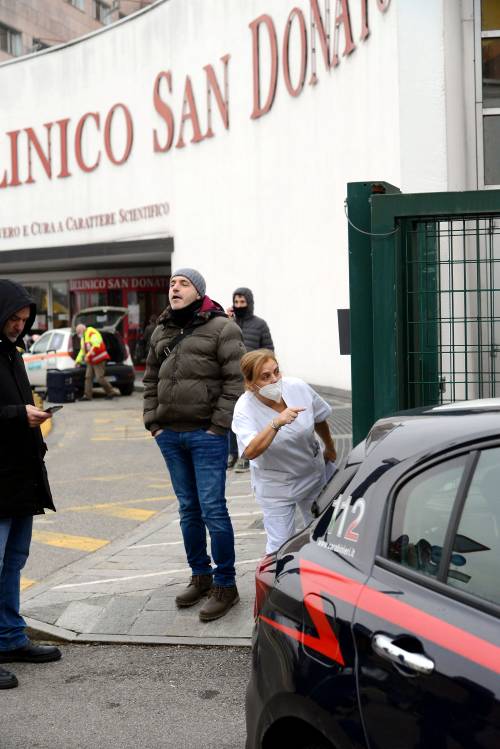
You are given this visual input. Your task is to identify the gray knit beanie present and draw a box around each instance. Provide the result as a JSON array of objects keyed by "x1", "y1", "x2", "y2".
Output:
[{"x1": 171, "y1": 268, "x2": 206, "y2": 297}]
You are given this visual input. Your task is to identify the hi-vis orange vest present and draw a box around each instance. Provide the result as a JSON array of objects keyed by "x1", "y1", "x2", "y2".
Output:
[{"x1": 75, "y1": 326, "x2": 110, "y2": 365}]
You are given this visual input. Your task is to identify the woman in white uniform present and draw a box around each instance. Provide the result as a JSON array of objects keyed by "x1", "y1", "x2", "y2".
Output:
[{"x1": 232, "y1": 349, "x2": 337, "y2": 553}]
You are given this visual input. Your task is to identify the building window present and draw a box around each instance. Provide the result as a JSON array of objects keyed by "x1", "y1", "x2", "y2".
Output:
[
  {"x1": 0, "y1": 22, "x2": 22, "y2": 56},
  {"x1": 66, "y1": 0, "x2": 86, "y2": 11},
  {"x1": 93, "y1": 0, "x2": 111, "y2": 24},
  {"x1": 478, "y1": 0, "x2": 500, "y2": 186}
]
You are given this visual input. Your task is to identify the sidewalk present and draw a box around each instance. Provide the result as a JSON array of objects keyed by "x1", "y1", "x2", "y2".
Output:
[{"x1": 22, "y1": 383, "x2": 352, "y2": 647}]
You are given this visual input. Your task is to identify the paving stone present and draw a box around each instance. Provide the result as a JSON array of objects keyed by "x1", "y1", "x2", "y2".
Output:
[
  {"x1": 144, "y1": 589, "x2": 179, "y2": 611},
  {"x1": 127, "y1": 609, "x2": 180, "y2": 636},
  {"x1": 91, "y1": 595, "x2": 151, "y2": 634},
  {"x1": 20, "y1": 603, "x2": 67, "y2": 624},
  {"x1": 55, "y1": 601, "x2": 107, "y2": 632}
]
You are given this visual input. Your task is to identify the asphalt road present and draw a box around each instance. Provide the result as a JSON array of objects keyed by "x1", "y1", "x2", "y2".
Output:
[
  {"x1": 24, "y1": 392, "x2": 174, "y2": 587},
  {"x1": 1, "y1": 643, "x2": 251, "y2": 749}
]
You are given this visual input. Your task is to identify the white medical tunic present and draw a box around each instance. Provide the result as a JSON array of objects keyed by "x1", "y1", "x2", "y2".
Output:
[{"x1": 232, "y1": 377, "x2": 332, "y2": 506}]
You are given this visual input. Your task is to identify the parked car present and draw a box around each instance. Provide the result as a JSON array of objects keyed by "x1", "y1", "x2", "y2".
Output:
[
  {"x1": 22, "y1": 306, "x2": 135, "y2": 396},
  {"x1": 247, "y1": 399, "x2": 500, "y2": 749}
]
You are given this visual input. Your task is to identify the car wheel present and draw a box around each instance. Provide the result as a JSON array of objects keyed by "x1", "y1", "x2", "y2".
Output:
[{"x1": 118, "y1": 385, "x2": 134, "y2": 396}]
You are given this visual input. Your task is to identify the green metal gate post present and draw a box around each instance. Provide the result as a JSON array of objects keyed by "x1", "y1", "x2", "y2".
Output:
[{"x1": 347, "y1": 181, "x2": 400, "y2": 446}]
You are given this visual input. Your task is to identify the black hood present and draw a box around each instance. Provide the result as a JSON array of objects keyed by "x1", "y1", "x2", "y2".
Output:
[
  {"x1": 233, "y1": 287, "x2": 254, "y2": 316},
  {"x1": 0, "y1": 279, "x2": 36, "y2": 347}
]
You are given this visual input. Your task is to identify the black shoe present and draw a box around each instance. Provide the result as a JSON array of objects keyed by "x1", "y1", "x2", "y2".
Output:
[
  {"x1": 227, "y1": 454, "x2": 237, "y2": 469},
  {"x1": 0, "y1": 667, "x2": 18, "y2": 689},
  {"x1": 0, "y1": 642, "x2": 62, "y2": 663},
  {"x1": 79, "y1": 395, "x2": 91, "y2": 401},
  {"x1": 105, "y1": 394, "x2": 115, "y2": 400}
]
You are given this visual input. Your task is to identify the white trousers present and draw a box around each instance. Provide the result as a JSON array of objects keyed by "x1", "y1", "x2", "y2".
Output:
[{"x1": 257, "y1": 495, "x2": 316, "y2": 554}]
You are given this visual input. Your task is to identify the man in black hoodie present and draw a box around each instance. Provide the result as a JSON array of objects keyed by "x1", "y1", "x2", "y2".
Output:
[
  {"x1": 229, "y1": 287, "x2": 274, "y2": 353},
  {"x1": 0, "y1": 280, "x2": 61, "y2": 690},
  {"x1": 227, "y1": 287, "x2": 274, "y2": 470}
]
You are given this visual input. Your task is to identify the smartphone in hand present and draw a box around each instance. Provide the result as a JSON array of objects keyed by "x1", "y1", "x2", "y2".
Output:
[{"x1": 44, "y1": 405, "x2": 63, "y2": 414}]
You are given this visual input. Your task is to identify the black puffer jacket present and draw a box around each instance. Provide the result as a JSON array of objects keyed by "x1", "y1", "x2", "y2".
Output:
[
  {"x1": 232, "y1": 287, "x2": 274, "y2": 352},
  {"x1": 143, "y1": 296, "x2": 245, "y2": 435},
  {"x1": 0, "y1": 280, "x2": 55, "y2": 518}
]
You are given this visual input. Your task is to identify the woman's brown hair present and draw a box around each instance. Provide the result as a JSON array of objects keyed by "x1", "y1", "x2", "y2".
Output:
[{"x1": 240, "y1": 349, "x2": 278, "y2": 389}]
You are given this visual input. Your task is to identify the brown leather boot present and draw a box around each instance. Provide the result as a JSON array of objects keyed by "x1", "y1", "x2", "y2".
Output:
[
  {"x1": 175, "y1": 575, "x2": 213, "y2": 608},
  {"x1": 199, "y1": 585, "x2": 240, "y2": 622}
]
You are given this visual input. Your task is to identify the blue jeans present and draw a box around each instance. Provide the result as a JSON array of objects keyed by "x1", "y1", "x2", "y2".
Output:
[
  {"x1": 0, "y1": 516, "x2": 32, "y2": 651},
  {"x1": 156, "y1": 429, "x2": 236, "y2": 587}
]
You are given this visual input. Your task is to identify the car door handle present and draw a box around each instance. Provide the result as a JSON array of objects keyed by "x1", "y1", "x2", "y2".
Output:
[{"x1": 372, "y1": 634, "x2": 435, "y2": 675}]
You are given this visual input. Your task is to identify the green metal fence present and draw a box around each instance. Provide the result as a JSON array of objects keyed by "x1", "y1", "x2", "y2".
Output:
[
  {"x1": 405, "y1": 215, "x2": 500, "y2": 407},
  {"x1": 347, "y1": 183, "x2": 500, "y2": 445}
]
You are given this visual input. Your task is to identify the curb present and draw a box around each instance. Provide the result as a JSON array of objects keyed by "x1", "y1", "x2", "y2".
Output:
[{"x1": 24, "y1": 618, "x2": 252, "y2": 648}]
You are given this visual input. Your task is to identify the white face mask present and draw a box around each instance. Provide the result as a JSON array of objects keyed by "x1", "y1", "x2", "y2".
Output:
[{"x1": 258, "y1": 379, "x2": 282, "y2": 403}]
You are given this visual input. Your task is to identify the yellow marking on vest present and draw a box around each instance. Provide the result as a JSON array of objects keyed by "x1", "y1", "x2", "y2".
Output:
[
  {"x1": 94, "y1": 418, "x2": 113, "y2": 424},
  {"x1": 21, "y1": 577, "x2": 36, "y2": 591},
  {"x1": 31, "y1": 530, "x2": 108, "y2": 552}
]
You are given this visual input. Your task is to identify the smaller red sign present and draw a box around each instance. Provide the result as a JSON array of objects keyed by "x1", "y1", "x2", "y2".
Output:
[{"x1": 70, "y1": 276, "x2": 169, "y2": 292}]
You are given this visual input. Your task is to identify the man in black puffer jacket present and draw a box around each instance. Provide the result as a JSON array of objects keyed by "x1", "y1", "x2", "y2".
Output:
[
  {"x1": 144, "y1": 268, "x2": 245, "y2": 622},
  {"x1": 227, "y1": 287, "x2": 274, "y2": 470},
  {"x1": 0, "y1": 280, "x2": 61, "y2": 690}
]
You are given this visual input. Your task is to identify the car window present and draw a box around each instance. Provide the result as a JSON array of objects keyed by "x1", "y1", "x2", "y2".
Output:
[
  {"x1": 49, "y1": 332, "x2": 64, "y2": 351},
  {"x1": 447, "y1": 448, "x2": 500, "y2": 606},
  {"x1": 31, "y1": 332, "x2": 52, "y2": 354},
  {"x1": 388, "y1": 456, "x2": 468, "y2": 579}
]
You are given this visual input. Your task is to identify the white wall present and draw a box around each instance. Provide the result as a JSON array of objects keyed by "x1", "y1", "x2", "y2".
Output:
[{"x1": 0, "y1": 0, "x2": 471, "y2": 389}]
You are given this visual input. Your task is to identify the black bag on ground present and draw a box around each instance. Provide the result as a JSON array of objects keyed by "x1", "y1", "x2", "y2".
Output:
[{"x1": 46, "y1": 369, "x2": 76, "y2": 403}]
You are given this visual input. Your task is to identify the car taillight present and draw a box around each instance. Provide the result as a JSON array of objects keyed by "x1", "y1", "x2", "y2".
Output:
[{"x1": 254, "y1": 552, "x2": 277, "y2": 619}]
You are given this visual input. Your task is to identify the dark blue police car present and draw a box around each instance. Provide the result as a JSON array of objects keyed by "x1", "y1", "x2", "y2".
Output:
[{"x1": 246, "y1": 400, "x2": 500, "y2": 749}]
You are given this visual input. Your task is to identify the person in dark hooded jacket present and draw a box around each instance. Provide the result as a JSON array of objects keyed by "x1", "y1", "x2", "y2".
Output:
[
  {"x1": 227, "y1": 287, "x2": 274, "y2": 470},
  {"x1": 228, "y1": 287, "x2": 274, "y2": 352},
  {"x1": 0, "y1": 280, "x2": 61, "y2": 690}
]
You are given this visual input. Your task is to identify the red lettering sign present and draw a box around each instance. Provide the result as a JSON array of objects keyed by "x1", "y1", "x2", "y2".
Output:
[
  {"x1": 249, "y1": 15, "x2": 278, "y2": 120},
  {"x1": 0, "y1": 0, "x2": 391, "y2": 191},
  {"x1": 70, "y1": 276, "x2": 169, "y2": 292}
]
